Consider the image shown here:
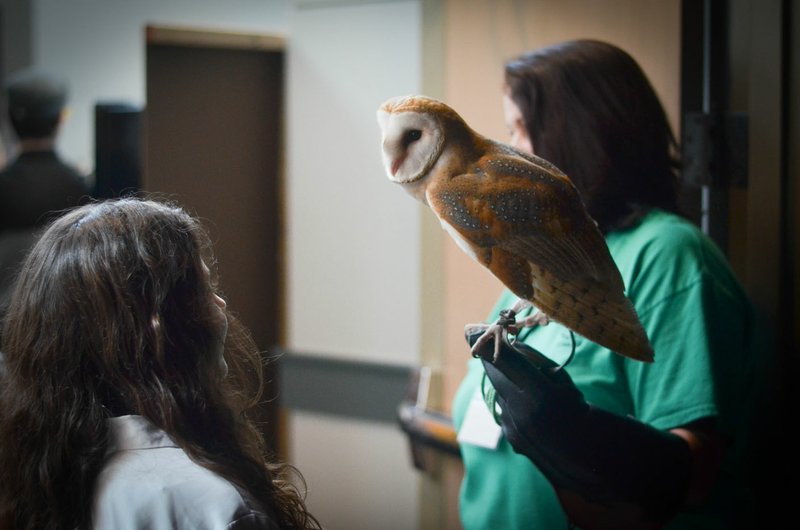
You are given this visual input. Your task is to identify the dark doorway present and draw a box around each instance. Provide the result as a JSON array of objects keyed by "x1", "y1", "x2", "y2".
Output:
[
  {"x1": 680, "y1": 1, "x2": 799, "y2": 525},
  {"x1": 145, "y1": 25, "x2": 285, "y2": 449}
]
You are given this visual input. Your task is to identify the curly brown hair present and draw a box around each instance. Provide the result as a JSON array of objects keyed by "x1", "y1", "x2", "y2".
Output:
[{"x1": 0, "y1": 198, "x2": 319, "y2": 529}]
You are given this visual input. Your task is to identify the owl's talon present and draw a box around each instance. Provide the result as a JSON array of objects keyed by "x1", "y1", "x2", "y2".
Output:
[
  {"x1": 469, "y1": 326, "x2": 494, "y2": 359},
  {"x1": 468, "y1": 315, "x2": 516, "y2": 361},
  {"x1": 467, "y1": 305, "x2": 551, "y2": 362},
  {"x1": 492, "y1": 331, "x2": 505, "y2": 363}
]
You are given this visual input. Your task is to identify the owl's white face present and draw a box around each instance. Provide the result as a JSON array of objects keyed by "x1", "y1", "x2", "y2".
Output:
[{"x1": 377, "y1": 106, "x2": 444, "y2": 185}]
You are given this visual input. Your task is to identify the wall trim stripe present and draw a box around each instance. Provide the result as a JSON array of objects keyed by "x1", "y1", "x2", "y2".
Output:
[{"x1": 275, "y1": 349, "x2": 415, "y2": 424}]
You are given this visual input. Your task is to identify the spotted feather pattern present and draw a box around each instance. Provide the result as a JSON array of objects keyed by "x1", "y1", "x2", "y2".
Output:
[{"x1": 430, "y1": 150, "x2": 653, "y2": 362}]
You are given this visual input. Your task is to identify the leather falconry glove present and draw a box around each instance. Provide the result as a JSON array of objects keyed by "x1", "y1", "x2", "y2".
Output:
[{"x1": 467, "y1": 329, "x2": 692, "y2": 529}]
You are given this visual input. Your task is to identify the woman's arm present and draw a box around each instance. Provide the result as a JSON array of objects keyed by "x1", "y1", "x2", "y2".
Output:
[{"x1": 671, "y1": 420, "x2": 726, "y2": 505}]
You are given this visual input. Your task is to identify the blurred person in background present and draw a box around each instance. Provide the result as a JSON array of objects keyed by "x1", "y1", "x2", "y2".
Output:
[{"x1": 0, "y1": 68, "x2": 90, "y2": 335}]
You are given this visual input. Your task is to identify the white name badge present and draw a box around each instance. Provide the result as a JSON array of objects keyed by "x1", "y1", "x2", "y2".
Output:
[{"x1": 457, "y1": 387, "x2": 502, "y2": 449}]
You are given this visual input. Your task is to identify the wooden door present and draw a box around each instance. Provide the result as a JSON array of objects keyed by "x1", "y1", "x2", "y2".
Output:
[{"x1": 145, "y1": 26, "x2": 284, "y2": 448}]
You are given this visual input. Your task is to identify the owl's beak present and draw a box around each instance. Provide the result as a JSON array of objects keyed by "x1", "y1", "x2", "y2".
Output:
[{"x1": 390, "y1": 154, "x2": 406, "y2": 178}]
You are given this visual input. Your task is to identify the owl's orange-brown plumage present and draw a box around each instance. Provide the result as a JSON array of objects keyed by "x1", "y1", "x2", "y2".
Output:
[{"x1": 378, "y1": 95, "x2": 653, "y2": 362}]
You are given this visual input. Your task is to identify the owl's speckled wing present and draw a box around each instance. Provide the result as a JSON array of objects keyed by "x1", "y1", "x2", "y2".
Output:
[{"x1": 427, "y1": 146, "x2": 654, "y2": 362}]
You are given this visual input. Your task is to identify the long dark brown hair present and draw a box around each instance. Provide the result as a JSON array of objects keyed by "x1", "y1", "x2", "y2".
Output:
[
  {"x1": 505, "y1": 39, "x2": 680, "y2": 233},
  {"x1": 0, "y1": 198, "x2": 319, "y2": 529}
]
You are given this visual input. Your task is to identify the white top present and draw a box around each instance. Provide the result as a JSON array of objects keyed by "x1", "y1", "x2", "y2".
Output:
[{"x1": 91, "y1": 415, "x2": 278, "y2": 530}]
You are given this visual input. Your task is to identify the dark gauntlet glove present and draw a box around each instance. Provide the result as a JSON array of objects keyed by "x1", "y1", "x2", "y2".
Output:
[{"x1": 467, "y1": 329, "x2": 692, "y2": 528}]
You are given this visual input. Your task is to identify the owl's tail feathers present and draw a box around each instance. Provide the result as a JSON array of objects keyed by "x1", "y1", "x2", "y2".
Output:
[
  {"x1": 533, "y1": 274, "x2": 654, "y2": 363},
  {"x1": 591, "y1": 298, "x2": 654, "y2": 363}
]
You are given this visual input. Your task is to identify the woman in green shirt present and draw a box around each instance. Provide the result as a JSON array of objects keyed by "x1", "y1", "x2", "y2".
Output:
[{"x1": 453, "y1": 40, "x2": 757, "y2": 529}]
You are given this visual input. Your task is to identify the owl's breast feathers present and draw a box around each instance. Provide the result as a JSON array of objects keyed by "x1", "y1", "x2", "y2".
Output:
[{"x1": 428, "y1": 148, "x2": 654, "y2": 362}]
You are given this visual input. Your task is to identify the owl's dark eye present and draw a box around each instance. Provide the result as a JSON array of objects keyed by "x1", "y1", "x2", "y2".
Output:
[{"x1": 403, "y1": 129, "x2": 422, "y2": 147}]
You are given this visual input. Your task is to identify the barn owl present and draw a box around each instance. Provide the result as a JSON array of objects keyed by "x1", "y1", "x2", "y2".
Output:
[{"x1": 377, "y1": 95, "x2": 653, "y2": 363}]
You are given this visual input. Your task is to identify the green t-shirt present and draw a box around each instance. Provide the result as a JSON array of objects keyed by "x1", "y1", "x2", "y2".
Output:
[{"x1": 452, "y1": 210, "x2": 757, "y2": 529}]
